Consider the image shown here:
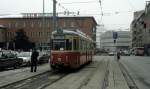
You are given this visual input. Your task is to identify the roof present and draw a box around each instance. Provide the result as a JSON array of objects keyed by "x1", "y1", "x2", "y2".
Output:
[
  {"x1": 0, "y1": 14, "x2": 97, "y2": 25},
  {"x1": 131, "y1": 10, "x2": 145, "y2": 25},
  {"x1": 52, "y1": 29, "x2": 93, "y2": 41}
]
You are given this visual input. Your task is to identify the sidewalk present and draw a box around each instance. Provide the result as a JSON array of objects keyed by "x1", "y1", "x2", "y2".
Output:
[
  {"x1": 0, "y1": 63, "x2": 50, "y2": 88},
  {"x1": 106, "y1": 59, "x2": 129, "y2": 89}
]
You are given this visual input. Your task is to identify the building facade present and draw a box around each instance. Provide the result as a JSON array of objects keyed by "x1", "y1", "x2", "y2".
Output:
[
  {"x1": 0, "y1": 13, "x2": 97, "y2": 50},
  {"x1": 0, "y1": 25, "x2": 6, "y2": 48},
  {"x1": 96, "y1": 25, "x2": 105, "y2": 48},
  {"x1": 131, "y1": 10, "x2": 147, "y2": 47},
  {"x1": 100, "y1": 31, "x2": 131, "y2": 52},
  {"x1": 130, "y1": 2, "x2": 150, "y2": 55}
]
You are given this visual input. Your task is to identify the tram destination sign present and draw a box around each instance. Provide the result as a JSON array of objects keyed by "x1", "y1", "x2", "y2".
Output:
[{"x1": 54, "y1": 35, "x2": 64, "y2": 39}]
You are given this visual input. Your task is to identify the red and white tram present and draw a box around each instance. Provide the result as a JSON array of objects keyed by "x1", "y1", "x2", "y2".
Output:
[{"x1": 50, "y1": 29, "x2": 94, "y2": 70}]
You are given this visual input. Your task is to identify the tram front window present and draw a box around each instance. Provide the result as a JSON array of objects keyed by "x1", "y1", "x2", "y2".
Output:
[
  {"x1": 52, "y1": 39, "x2": 73, "y2": 51},
  {"x1": 53, "y1": 40, "x2": 65, "y2": 50}
]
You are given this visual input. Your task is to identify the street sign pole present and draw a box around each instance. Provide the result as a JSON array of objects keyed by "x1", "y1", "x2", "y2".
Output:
[
  {"x1": 114, "y1": 39, "x2": 116, "y2": 60},
  {"x1": 113, "y1": 32, "x2": 118, "y2": 60}
]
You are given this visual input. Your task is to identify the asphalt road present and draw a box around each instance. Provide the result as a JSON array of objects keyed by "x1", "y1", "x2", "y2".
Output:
[
  {"x1": 1, "y1": 56, "x2": 109, "y2": 89},
  {"x1": 1, "y1": 56, "x2": 140, "y2": 89},
  {"x1": 120, "y1": 56, "x2": 150, "y2": 89}
]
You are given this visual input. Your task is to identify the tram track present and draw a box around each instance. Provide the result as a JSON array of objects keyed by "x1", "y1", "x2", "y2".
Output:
[
  {"x1": 1, "y1": 57, "x2": 109, "y2": 89},
  {"x1": 101, "y1": 59, "x2": 110, "y2": 89},
  {"x1": 76, "y1": 58, "x2": 110, "y2": 89},
  {"x1": 1, "y1": 61, "x2": 101, "y2": 89},
  {"x1": 77, "y1": 61, "x2": 103, "y2": 89},
  {"x1": 119, "y1": 62, "x2": 139, "y2": 89},
  {"x1": 0, "y1": 71, "x2": 68, "y2": 89}
]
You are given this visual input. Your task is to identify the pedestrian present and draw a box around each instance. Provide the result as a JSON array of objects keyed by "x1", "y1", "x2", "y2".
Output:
[
  {"x1": 31, "y1": 48, "x2": 39, "y2": 72},
  {"x1": 117, "y1": 51, "x2": 121, "y2": 61}
]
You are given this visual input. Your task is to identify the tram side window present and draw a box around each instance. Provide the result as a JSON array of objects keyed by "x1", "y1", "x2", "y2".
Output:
[
  {"x1": 81, "y1": 40, "x2": 85, "y2": 50},
  {"x1": 73, "y1": 39, "x2": 79, "y2": 50},
  {"x1": 66, "y1": 39, "x2": 72, "y2": 50},
  {"x1": 80, "y1": 39, "x2": 83, "y2": 50}
]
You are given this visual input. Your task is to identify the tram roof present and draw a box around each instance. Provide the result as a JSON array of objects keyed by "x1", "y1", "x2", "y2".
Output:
[{"x1": 52, "y1": 29, "x2": 93, "y2": 41}]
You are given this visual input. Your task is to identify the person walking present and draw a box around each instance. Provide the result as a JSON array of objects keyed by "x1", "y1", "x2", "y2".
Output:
[
  {"x1": 117, "y1": 51, "x2": 121, "y2": 61},
  {"x1": 31, "y1": 48, "x2": 39, "y2": 72}
]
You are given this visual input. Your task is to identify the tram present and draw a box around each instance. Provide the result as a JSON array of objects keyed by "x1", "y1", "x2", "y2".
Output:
[{"x1": 50, "y1": 29, "x2": 94, "y2": 70}]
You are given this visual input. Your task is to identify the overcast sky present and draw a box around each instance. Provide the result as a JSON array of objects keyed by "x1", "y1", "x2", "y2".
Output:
[{"x1": 0, "y1": 0, "x2": 148, "y2": 30}]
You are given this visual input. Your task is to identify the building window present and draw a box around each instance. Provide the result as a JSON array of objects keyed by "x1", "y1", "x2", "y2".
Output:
[
  {"x1": 35, "y1": 32, "x2": 37, "y2": 37},
  {"x1": 39, "y1": 22, "x2": 42, "y2": 28},
  {"x1": 31, "y1": 22, "x2": 34, "y2": 28},
  {"x1": 39, "y1": 32, "x2": 40, "y2": 37},
  {"x1": 47, "y1": 22, "x2": 50, "y2": 28},
  {"x1": 23, "y1": 22, "x2": 26, "y2": 28},
  {"x1": 7, "y1": 32, "x2": 9, "y2": 37},
  {"x1": 63, "y1": 21, "x2": 66, "y2": 27},
  {"x1": 71, "y1": 22, "x2": 74, "y2": 27},
  {"x1": 15, "y1": 22, "x2": 18, "y2": 28},
  {"x1": 30, "y1": 32, "x2": 31, "y2": 37},
  {"x1": 67, "y1": 19, "x2": 71, "y2": 27},
  {"x1": 41, "y1": 32, "x2": 43, "y2": 37},
  {"x1": 8, "y1": 23, "x2": 11, "y2": 28}
]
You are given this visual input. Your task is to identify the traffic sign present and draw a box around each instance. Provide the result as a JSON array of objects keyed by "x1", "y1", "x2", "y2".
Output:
[{"x1": 113, "y1": 32, "x2": 118, "y2": 39}]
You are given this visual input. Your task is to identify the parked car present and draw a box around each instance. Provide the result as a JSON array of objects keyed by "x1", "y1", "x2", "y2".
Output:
[
  {"x1": 0, "y1": 52, "x2": 23, "y2": 70},
  {"x1": 121, "y1": 50, "x2": 130, "y2": 56},
  {"x1": 108, "y1": 52, "x2": 115, "y2": 56},
  {"x1": 130, "y1": 47, "x2": 144, "y2": 56},
  {"x1": 38, "y1": 51, "x2": 50, "y2": 64},
  {"x1": 17, "y1": 52, "x2": 32, "y2": 66}
]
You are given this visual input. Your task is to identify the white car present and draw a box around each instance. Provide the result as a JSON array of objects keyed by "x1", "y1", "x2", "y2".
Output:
[
  {"x1": 108, "y1": 52, "x2": 115, "y2": 56},
  {"x1": 17, "y1": 52, "x2": 32, "y2": 66}
]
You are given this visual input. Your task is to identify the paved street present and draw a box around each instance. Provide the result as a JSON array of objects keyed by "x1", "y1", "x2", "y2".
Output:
[
  {"x1": 1, "y1": 1, "x2": 150, "y2": 89},
  {"x1": 120, "y1": 56, "x2": 150, "y2": 89},
  {"x1": 3, "y1": 55, "x2": 150, "y2": 89},
  {"x1": 0, "y1": 64, "x2": 50, "y2": 88},
  {"x1": 0, "y1": 56, "x2": 130, "y2": 89}
]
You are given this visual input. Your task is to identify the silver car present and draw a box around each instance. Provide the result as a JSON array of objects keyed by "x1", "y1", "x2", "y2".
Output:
[{"x1": 17, "y1": 52, "x2": 32, "y2": 66}]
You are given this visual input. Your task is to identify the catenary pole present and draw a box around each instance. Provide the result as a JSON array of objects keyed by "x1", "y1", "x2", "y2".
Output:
[
  {"x1": 53, "y1": 0, "x2": 57, "y2": 32},
  {"x1": 50, "y1": 0, "x2": 57, "y2": 56}
]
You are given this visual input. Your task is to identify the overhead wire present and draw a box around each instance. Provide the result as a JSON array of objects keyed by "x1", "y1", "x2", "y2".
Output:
[
  {"x1": 60, "y1": 1, "x2": 99, "y2": 4},
  {"x1": 51, "y1": 0, "x2": 77, "y2": 16},
  {"x1": 126, "y1": 0, "x2": 136, "y2": 11}
]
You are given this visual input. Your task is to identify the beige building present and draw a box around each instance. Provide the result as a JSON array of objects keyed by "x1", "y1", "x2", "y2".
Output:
[{"x1": 100, "y1": 31, "x2": 131, "y2": 52}]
